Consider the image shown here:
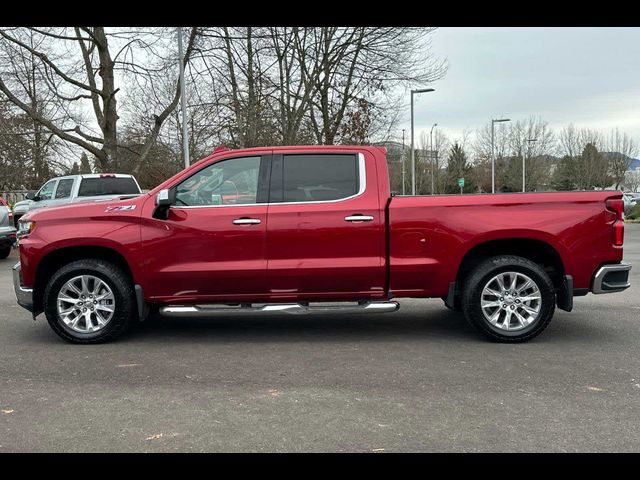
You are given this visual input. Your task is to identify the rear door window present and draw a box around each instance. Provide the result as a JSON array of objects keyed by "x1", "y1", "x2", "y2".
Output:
[
  {"x1": 55, "y1": 179, "x2": 75, "y2": 199},
  {"x1": 278, "y1": 154, "x2": 359, "y2": 202}
]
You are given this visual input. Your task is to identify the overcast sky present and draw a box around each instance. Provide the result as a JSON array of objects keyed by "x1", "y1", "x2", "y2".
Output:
[{"x1": 402, "y1": 27, "x2": 640, "y2": 148}]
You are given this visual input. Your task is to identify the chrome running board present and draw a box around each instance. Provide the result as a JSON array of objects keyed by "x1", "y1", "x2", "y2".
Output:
[{"x1": 160, "y1": 301, "x2": 399, "y2": 317}]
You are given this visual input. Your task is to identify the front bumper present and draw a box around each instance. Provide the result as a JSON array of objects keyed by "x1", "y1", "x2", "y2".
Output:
[
  {"x1": 0, "y1": 226, "x2": 16, "y2": 248},
  {"x1": 591, "y1": 262, "x2": 631, "y2": 294},
  {"x1": 12, "y1": 262, "x2": 34, "y2": 312}
]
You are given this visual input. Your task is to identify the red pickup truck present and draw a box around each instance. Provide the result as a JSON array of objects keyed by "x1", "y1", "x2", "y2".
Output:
[{"x1": 13, "y1": 145, "x2": 631, "y2": 344}]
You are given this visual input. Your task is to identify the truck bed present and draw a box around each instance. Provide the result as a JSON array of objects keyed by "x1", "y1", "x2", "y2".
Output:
[{"x1": 387, "y1": 191, "x2": 623, "y2": 298}]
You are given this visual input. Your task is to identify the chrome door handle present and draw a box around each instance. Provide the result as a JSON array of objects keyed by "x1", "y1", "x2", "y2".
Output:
[
  {"x1": 344, "y1": 215, "x2": 374, "y2": 222},
  {"x1": 232, "y1": 218, "x2": 261, "y2": 225}
]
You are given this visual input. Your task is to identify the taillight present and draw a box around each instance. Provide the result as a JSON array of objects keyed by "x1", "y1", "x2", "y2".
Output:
[{"x1": 606, "y1": 198, "x2": 624, "y2": 247}]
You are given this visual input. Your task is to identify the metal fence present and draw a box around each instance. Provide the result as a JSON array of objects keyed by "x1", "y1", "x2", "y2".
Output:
[{"x1": 0, "y1": 190, "x2": 31, "y2": 204}]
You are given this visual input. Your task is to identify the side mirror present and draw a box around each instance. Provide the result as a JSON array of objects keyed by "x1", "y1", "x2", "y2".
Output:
[
  {"x1": 153, "y1": 188, "x2": 175, "y2": 220},
  {"x1": 156, "y1": 188, "x2": 172, "y2": 207},
  {"x1": 25, "y1": 191, "x2": 36, "y2": 200}
]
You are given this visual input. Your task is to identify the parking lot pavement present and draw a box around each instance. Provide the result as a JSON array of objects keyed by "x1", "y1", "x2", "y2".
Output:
[{"x1": 1, "y1": 227, "x2": 639, "y2": 453}]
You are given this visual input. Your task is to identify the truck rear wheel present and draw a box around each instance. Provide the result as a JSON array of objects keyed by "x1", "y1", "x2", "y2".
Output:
[
  {"x1": 43, "y1": 259, "x2": 135, "y2": 344},
  {"x1": 461, "y1": 255, "x2": 555, "y2": 343}
]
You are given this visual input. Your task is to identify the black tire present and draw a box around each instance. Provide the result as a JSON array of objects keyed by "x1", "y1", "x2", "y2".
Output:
[
  {"x1": 0, "y1": 246, "x2": 10, "y2": 259},
  {"x1": 461, "y1": 255, "x2": 555, "y2": 343},
  {"x1": 43, "y1": 259, "x2": 135, "y2": 344}
]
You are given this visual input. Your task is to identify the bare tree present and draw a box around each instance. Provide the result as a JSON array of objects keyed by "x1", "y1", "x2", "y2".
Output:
[
  {"x1": 624, "y1": 169, "x2": 640, "y2": 193},
  {"x1": 508, "y1": 117, "x2": 555, "y2": 191},
  {"x1": 0, "y1": 27, "x2": 200, "y2": 173},
  {"x1": 473, "y1": 120, "x2": 511, "y2": 192},
  {"x1": 194, "y1": 27, "x2": 446, "y2": 148},
  {"x1": 606, "y1": 128, "x2": 637, "y2": 189}
]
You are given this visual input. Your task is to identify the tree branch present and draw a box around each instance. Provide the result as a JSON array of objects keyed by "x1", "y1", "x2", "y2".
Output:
[
  {"x1": 131, "y1": 27, "x2": 199, "y2": 175},
  {"x1": 0, "y1": 73, "x2": 105, "y2": 160}
]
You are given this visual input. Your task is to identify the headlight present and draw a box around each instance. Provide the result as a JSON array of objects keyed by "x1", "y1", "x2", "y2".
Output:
[{"x1": 17, "y1": 220, "x2": 35, "y2": 236}]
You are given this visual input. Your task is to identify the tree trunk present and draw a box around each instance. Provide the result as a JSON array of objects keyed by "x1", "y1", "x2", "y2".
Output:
[{"x1": 93, "y1": 27, "x2": 119, "y2": 171}]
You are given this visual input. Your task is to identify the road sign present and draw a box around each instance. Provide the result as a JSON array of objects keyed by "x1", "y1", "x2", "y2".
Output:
[{"x1": 458, "y1": 178, "x2": 465, "y2": 187}]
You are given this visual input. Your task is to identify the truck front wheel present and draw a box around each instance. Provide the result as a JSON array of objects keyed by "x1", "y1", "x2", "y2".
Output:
[
  {"x1": 43, "y1": 259, "x2": 135, "y2": 344},
  {"x1": 461, "y1": 255, "x2": 555, "y2": 343}
]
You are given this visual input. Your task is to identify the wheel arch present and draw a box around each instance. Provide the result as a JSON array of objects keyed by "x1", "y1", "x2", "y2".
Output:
[
  {"x1": 456, "y1": 237, "x2": 566, "y2": 291},
  {"x1": 33, "y1": 245, "x2": 135, "y2": 314}
]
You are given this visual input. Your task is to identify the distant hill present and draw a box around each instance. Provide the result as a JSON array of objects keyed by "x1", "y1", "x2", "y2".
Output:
[{"x1": 602, "y1": 152, "x2": 640, "y2": 171}]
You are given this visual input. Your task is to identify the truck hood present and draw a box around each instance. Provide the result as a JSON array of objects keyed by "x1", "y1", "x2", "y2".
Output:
[
  {"x1": 22, "y1": 194, "x2": 148, "y2": 223},
  {"x1": 13, "y1": 199, "x2": 33, "y2": 208}
]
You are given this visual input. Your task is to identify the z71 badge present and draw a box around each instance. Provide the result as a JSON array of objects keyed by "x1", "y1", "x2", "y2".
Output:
[{"x1": 105, "y1": 205, "x2": 136, "y2": 212}]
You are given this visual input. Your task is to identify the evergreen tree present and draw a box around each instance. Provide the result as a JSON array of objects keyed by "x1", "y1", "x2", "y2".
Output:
[
  {"x1": 580, "y1": 143, "x2": 611, "y2": 189},
  {"x1": 79, "y1": 152, "x2": 92, "y2": 174},
  {"x1": 67, "y1": 162, "x2": 80, "y2": 175},
  {"x1": 445, "y1": 142, "x2": 474, "y2": 193},
  {"x1": 552, "y1": 155, "x2": 576, "y2": 191}
]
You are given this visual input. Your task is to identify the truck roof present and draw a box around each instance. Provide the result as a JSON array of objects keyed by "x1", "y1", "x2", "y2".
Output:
[{"x1": 51, "y1": 173, "x2": 136, "y2": 180}]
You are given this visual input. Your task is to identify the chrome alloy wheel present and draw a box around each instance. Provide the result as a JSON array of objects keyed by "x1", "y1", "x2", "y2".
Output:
[
  {"x1": 480, "y1": 271, "x2": 542, "y2": 331},
  {"x1": 56, "y1": 275, "x2": 115, "y2": 333}
]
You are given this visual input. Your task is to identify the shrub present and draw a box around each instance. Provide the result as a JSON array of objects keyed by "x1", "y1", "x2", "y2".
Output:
[{"x1": 626, "y1": 204, "x2": 640, "y2": 220}]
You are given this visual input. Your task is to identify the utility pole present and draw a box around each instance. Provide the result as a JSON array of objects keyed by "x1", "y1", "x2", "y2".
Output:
[
  {"x1": 402, "y1": 129, "x2": 406, "y2": 195},
  {"x1": 491, "y1": 118, "x2": 510, "y2": 193},
  {"x1": 430, "y1": 123, "x2": 437, "y2": 195},
  {"x1": 177, "y1": 27, "x2": 190, "y2": 168},
  {"x1": 523, "y1": 138, "x2": 537, "y2": 192},
  {"x1": 410, "y1": 88, "x2": 435, "y2": 195}
]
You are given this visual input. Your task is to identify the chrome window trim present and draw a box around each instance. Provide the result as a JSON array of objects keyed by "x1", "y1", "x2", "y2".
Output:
[{"x1": 171, "y1": 152, "x2": 366, "y2": 209}]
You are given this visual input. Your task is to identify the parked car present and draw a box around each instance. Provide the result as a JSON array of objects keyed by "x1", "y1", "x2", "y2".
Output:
[
  {"x1": 13, "y1": 145, "x2": 631, "y2": 344},
  {"x1": 0, "y1": 196, "x2": 16, "y2": 259},
  {"x1": 623, "y1": 193, "x2": 637, "y2": 213},
  {"x1": 12, "y1": 174, "x2": 142, "y2": 227}
]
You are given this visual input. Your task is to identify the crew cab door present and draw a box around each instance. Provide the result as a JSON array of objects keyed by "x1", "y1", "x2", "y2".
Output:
[
  {"x1": 31, "y1": 178, "x2": 58, "y2": 209},
  {"x1": 266, "y1": 151, "x2": 386, "y2": 299},
  {"x1": 46, "y1": 177, "x2": 76, "y2": 208},
  {"x1": 140, "y1": 154, "x2": 271, "y2": 301}
]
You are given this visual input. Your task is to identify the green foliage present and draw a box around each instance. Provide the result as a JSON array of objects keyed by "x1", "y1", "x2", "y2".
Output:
[
  {"x1": 444, "y1": 142, "x2": 474, "y2": 193},
  {"x1": 67, "y1": 162, "x2": 80, "y2": 175},
  {"x1": 627, "y1": 204, "x2": 640, "y2": 220},
  {"x1": 580, "y1": 143, "x2": 611, "y2": 189},
  {"x1": 552, "y1": 155, "x2": 577, "y2": 191},
  {"x1": 79, "y1": 152, "x2": 92, "y2": 174},
  {"x1": 498, "y1": 156, "x2": 522, "y2": 192}
]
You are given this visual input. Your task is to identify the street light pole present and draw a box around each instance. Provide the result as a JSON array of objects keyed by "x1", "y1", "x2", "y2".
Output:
[
  {"x1": 523, "y1": 138, "x2": 537, "y2": 192},
  {"x1": 177, "y1": 26, "x2": 190, "y2": 169},
  {"x1": 402, "y1": 129, "x2": 406, "y2": 195},
  {"x1": 430, "y1": 123, "x2": 438, "y2": 195},
  {"x1": 491, "y1": 118, "x2": 510, "y2": 193},
  {"x1": 410, "y1": 88, "x2": 435, "y2": 195}
]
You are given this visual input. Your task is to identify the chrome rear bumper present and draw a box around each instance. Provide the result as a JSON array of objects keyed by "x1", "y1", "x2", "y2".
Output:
[{"x1": 592, "y1": 263, "x2": 631, "y2": 294}]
